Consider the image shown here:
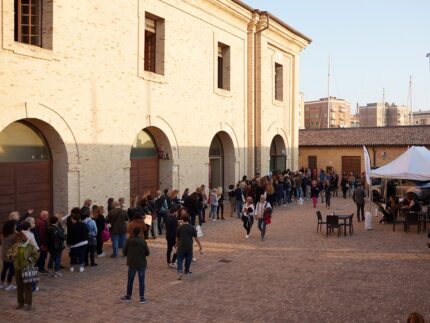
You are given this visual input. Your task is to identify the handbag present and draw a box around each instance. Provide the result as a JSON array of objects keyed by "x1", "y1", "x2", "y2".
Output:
[
  {"x1": 101, "y1": 223, "x2": 111, "y2": 242},
  {"x1": 196, "y1": 225, "x2": 204, "y2": 238},
  {"x1": 22, "y1": 266, "x2": 39, "y2": 284}
]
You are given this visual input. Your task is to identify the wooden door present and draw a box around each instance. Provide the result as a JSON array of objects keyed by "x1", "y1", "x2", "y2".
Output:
[
  {"x1": 308, "y1": 156, "x2": 317, "y2": 171},
  {"x1": 130, "y1": 157, "x2": 159, "y2": 198},
  {"x1": 0, "y1": 161, "x2": 52, "y2": 225},
  {"x1": 342, "y1": 156, "x2": 361, "y2": 175}
]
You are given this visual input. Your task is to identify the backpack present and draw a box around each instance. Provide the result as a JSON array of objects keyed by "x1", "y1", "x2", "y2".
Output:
[
  {"x1": 52, "y1": 225, "x2": 65, "y2": 251},
  {"x1": 160, "y1": 197, "x2": 168, "y2": 212}
]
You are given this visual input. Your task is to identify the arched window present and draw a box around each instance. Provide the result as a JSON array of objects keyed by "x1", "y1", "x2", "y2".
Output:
[
  {"x1": 0, "y1": 122, "x2": 51, "y2": 162},
  {"x1": 130, "y1": 130, "x2": 157, "y2": 158},
  {"x1": 209, "y1": 135, "x2": 223, "y2": 157}
]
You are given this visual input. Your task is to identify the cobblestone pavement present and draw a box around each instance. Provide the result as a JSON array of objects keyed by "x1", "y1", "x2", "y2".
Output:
[{"x1": 1, "y1": 196, "x2": 429, "y2": 322}]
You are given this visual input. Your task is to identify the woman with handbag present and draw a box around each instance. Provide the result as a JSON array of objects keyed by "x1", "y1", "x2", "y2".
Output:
[
  {"x1": 241, "y1": 197, "x2": 254, "y2": 239},
  {"x1": 8, "y1": 231, "x2": 40, "y2": 311},
  {"x1": 255, "y1": 195, "x2": 272, "y2": 241}
]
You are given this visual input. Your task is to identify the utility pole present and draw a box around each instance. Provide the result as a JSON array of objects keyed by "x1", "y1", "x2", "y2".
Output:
[
  {"x1": 407, "y1": 76, "x2": 413, "y2": 125},
  {"x1": 327, "y1": 56, "x2": 331, "y2": 128}
]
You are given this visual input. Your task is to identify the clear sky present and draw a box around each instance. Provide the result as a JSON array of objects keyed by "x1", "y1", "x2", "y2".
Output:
[{"x1": 245, "y1": 0, "x2": 430, "y2": 112}]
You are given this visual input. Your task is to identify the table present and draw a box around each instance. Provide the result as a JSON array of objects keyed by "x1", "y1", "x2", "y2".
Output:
[{"x1": 336, "y1": 214, "x2": 353, "y2": 236}]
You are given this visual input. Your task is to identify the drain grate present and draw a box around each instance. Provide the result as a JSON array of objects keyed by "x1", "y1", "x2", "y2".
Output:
[{"x1": 218, "y1": 259, "x2": 232, "y2": 263}]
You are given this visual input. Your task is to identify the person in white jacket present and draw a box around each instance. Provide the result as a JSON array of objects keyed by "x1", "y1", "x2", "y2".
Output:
[{"x1": 22, "y1": 218, "x2": 39, "y2": 251}]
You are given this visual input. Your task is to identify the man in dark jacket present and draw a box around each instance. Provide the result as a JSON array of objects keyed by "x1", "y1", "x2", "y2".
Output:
[
  {"x1": 353, "y1": 183, "x2": 366, "y2": 222},
  {"x1": 121, "y1": 227, "x2": 150, "y2": 304},
  {"x1": 155, "y1": 189, "x2": 172, "y2": 235},
  {"x1": 35, "y1": 210, "x2": 49, "y2": 274},
  {"x1": 107, "y1": 201, "x2": 129, "y2": 257}
]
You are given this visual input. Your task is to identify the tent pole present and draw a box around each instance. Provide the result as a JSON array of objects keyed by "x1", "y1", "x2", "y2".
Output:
[{"x1": 400, "y1": 179, "x2": 403, "y2": 198}]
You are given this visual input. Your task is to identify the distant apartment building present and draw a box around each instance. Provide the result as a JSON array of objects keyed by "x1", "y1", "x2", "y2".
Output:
[
  {"x1": 412, "y1": 110, "x2": 430, "y2": 125},
  {"x1": 304, "y1": 97, "x2": 351, "y2": 129},
  {"x1": 358, "y1": 103, "x2": 411, "y2": 127}
]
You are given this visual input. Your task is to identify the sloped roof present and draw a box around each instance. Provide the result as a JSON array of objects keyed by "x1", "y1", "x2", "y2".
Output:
[{"x1": 299, "y1": 126, "x2": 430, "y2": 147}]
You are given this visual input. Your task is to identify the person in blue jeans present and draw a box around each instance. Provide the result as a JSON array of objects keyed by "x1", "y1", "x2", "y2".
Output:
[
  {"x1": 176, "y1": 215, "x2": 203, "y2": 280},
  {"x1": 107, "y1": 201, "x2": 128, "y2": 257},
  {"x1": 121, "y1": 227, "x2": 150, "y2": 304}
]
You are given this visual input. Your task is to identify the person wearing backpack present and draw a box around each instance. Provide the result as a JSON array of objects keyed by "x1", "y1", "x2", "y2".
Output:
[
  {"x1": 83, "y1": 211, "x2": 98, "y2": 267},
  {"x1": 255, "y1": 195, "x2": 272, "y2": 241},
  {"x1": 46, "y1": 215, "x2": 66, "y2": 277},
  {"x1": 107, "y1": 201, "x2": 128, "y2": 257}
]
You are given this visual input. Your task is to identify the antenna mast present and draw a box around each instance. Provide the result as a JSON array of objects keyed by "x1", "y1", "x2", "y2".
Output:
[
  {"x1": 408, "y1": 76, "x2": 413, "y2": 125},
  {"x1": 382, "y1": 88, "x2": 386, "y2": 127}
]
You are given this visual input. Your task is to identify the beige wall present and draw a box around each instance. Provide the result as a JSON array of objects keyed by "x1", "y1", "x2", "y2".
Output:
[
  {"x1": 412, "y1": 112, "x2": 430, "y2": 125},
  {"x1": 0, "y1": 0, "x2": 308, "y2": 211},
  {"x1": 299, "y1": 146, "x2": 414, "y2": 175}
]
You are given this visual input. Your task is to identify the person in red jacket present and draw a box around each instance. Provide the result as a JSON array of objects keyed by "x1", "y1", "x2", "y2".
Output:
[{"x1": 35, "y1": 210, "x2": 49, "y2": 274}]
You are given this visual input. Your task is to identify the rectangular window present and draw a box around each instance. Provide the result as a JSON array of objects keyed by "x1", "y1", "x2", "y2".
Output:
[
  {"x1": 15, "y1": 0, "x2": 41, "y2": 46},
  {"x1": 217, "y1": 42, "x2": 230, "y2": 90},
  {"x1": 144, "y1": 13, "x2": 165, "y2": 75},
  {"x1": 14, "y1": 0, "x2": 53, "y2": 49},
  {"x1": 275, "y1": 63, "x2": 283, "y2": 101}
]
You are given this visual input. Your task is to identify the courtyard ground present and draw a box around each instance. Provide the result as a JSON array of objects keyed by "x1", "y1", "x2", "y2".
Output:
[{"x1": 1, "y1": 195, "x2": 429, "y2": 322}]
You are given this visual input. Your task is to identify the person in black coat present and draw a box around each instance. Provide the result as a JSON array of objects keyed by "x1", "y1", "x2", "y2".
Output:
[
  {"x1": 165, "y1": 207, "x2": 179, "y2": 267},
  {"x1": 67, "y1": 213, "x2": 89, "y2": 272},
  {"x1": 183, "y1": 192, "x2": 199, "y2": 226}
]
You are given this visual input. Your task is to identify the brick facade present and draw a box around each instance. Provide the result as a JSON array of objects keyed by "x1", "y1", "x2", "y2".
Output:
[
  {"x1": 0, "y1": 0, "x2": 309, "y2": 214},
  {"x1": 299, "y1": 126, "x2": 430, "y2": 175}
]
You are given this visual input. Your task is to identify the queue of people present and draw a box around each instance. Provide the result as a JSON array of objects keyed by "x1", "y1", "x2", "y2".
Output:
[{"x1": 3, "y1": 167, "x2": 427, "y2": 311}]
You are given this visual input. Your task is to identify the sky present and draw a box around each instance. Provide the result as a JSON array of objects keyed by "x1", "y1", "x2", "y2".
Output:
[{"x1": 245, "y1": 0, "x2": 430, "y2": 112}]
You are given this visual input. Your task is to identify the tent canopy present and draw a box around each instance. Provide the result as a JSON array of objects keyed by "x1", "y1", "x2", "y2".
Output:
[{"x1": 370, "y1": 146, "x2": 430, "y2": 181}]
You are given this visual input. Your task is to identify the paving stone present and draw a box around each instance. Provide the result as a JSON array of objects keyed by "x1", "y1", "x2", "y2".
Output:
[{"x1": 0, "y1": 197, "x2": 429, "y2": 322}]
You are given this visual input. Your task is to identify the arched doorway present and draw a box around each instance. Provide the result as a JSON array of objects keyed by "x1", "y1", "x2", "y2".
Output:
[
  {"x1": 209, "y1": 132, "x2": 235, "y2": 192},
  {"x1": 130, "y1": 129, "x2": 159, "y2": 197},
  {"x1": 270, "y1": 135, "x2": 287, "y2": 172},
  {"x1": 0, "y1": 121, "x2": 52, "y2": 222}
]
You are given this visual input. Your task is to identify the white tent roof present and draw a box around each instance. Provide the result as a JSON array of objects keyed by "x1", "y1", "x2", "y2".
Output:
[{"x1": 370, "y1": 146, "x2": 430, "y2": 181}]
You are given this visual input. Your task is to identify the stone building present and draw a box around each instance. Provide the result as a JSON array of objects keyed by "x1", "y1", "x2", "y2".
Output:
[
  {"x1": 359, "y1": 102, "x2": 411, "y2": 127},
  {"x1": 0, "y1": 0, "x2": 310, "y2": 220},
  {"x1": 412, "y1": 110, "x2": 430, "y2": 125},
  {"x1": 299, "y1": 126, "x2": 430, "y2": 175},
  {"x1": 304, "y1": 97, "x2": 351, "y2": 129}
]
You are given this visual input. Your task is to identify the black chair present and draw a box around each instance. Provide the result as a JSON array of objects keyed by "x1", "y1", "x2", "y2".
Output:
[
  {"x1": 316, "y1": 211, "x2": 327, "y2": 233},
  {"x1": 392, "y1": 210, "x2": 406, "y2": 232},
  {"x1": 326, "y1": 215, "x2": 341, "y2": 237},
  {"x1": 405, "y1": 212, "x2": 421, "y2": 233},
  {"x1": 339, "y1": 213, "x2": 354, "y2": 235}
]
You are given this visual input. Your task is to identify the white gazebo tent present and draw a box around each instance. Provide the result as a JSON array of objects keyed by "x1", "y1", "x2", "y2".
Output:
[
  {"x1": 370, "y1": 146, "x2": 430, "y2": 181},
  {"x1": 369, "y1": 146, "x2": 430, "y2": 209}
]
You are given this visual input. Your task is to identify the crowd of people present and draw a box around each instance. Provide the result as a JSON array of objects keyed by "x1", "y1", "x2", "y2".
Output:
[{"x1": 0, "y1": 168, "x2": 381, "y2": 309}]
